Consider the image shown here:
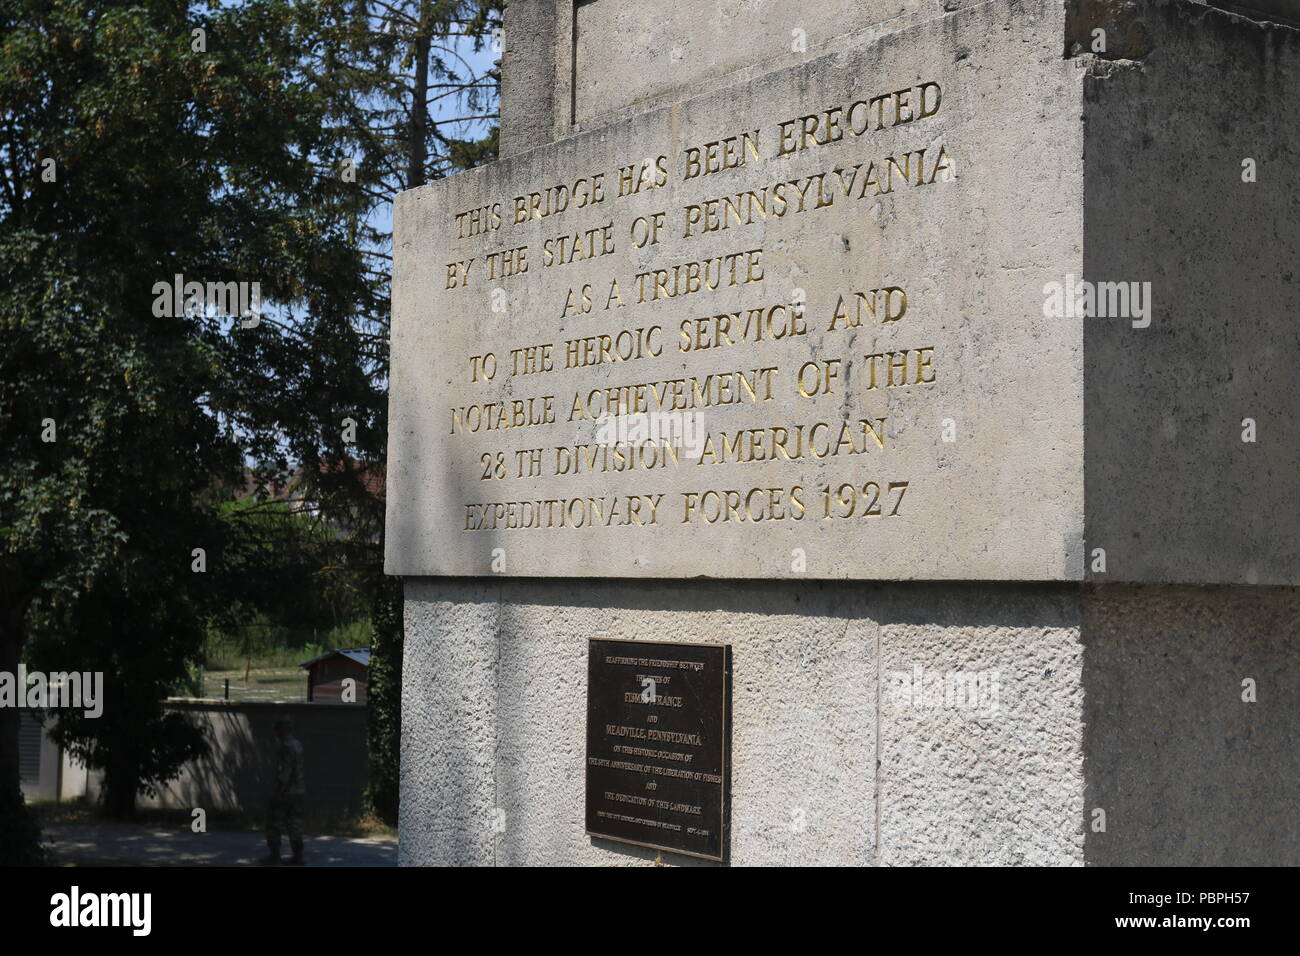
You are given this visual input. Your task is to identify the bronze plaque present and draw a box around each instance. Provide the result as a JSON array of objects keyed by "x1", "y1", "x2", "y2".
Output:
[{"x1": 585, "y1": 637, "x2": 731, "y2": 861}]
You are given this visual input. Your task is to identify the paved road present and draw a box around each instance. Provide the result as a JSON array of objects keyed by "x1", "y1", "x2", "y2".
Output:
[{"x1": 41, "y1": 823, "x2": 397, "y2": 867}]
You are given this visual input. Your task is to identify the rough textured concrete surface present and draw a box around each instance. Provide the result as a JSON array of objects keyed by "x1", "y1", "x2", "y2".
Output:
[
  {"x1": 399, "y1": 581, "x2": 500, "y2": 866},
  {"x1": 499, "y1": 0, "x2": 559, "y2": 157},
  {"x1": 400, "y1": 578, "x2": 1085, "y2": 866},
  {"x1": 877, "y1": 589, "x2": 1084, "y2": 865},
  {"x1": 1082, "y1": 584, "x2": 1300, "y2": 866},
  {"x1": 1197, "y1": 0, "x2": 1300, "y2": 26},
  {"x1": 1082, "y1": 0, "x2": 1300, "y2": 585},
  {"x1": 569, "y1": 0, "x2": 981, "y2": 129}
]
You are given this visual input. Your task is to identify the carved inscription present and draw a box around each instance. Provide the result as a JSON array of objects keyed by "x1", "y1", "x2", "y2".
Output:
[{"x1": 390, "y1": 74, "x2": 963, "y2": 576}]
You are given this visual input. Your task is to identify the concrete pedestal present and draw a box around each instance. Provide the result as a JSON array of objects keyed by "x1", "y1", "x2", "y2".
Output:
[{"x1": 392, "y1": 0, "x2": 1299, "y2": 865}]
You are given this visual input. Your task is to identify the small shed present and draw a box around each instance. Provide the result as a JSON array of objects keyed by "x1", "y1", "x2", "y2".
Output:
[{"x1": 300, "y1": 648, "x2": 371, "y2": 704}]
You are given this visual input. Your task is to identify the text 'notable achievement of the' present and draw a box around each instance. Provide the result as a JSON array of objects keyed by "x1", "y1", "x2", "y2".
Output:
[{"x1": 585, "y1": 638, "x2": 731, "y2": 861}]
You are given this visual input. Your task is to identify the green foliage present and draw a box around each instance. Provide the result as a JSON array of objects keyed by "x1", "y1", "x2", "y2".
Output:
[
  {"x1": 0, "y1": 0, "x2": 500, "y2": 839},
  {"x1": 0, "y1": 781, "x2": 46, "y2": 865},
  {"x1": 323, "y1": 617, "x2": 374, "y2": 648},
  {"x1": 204, "y1": 636, "x2": 322, "y2": 672},
  {"x1": 0, "y1": 0, "x2": 375, "y2": 822},
  {"x1": 27, "y1": 559, "x2": 211, "y2": 817},
  {"x1": 204, "y1": 497, "x2": 369, "y2": 679},
  {"x1": 447, "y1": 123, "x2": 499, "y2": 171},
  {"x1": 278, "y1": 0, "x2": 500, "y2": 827},
  {"x1": 174, "y1": 661, "x2": 204, "y2": 698},
  {"x1": 203, "y1": 618, "x2": 371, "y2": 671},
  {"x1": 365, "y1": 574, "x2": 402, "y2": 824}
]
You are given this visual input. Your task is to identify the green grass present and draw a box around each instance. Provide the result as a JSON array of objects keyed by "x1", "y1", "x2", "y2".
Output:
[
  {"x1": 191, "y1": 618, "x2": 374, "y2": 700},
  {"x1": 197, "y1": 666, "x2": 307, "y2": 702},
  {"x1": 204, "y1": 642, "x2": 327, "y2": 672},
  {"x1": 201, "y1": 619, "x2": 373, "y2": 671}
]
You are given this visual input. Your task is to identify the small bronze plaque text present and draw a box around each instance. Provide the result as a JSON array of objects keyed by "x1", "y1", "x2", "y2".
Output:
[{"x1": 585, "y1": 637, "x2": 731, "y2": 861}]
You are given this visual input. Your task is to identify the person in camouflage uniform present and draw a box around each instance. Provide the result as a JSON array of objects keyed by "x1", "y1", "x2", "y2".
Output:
[{"x1": 262, "y1": 715, "x2": 305, "y2": 865}]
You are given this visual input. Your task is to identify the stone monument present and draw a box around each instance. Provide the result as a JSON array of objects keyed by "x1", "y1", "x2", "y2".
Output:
[{"x1": 387, "y1": 0, "x2": 1299, "y2": 865}]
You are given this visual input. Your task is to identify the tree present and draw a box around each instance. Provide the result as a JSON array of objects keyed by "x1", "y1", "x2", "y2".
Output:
[
  {"x1": 0, "y1": 0, "x2": 373, "y2": 838},
  {"x1": 260, "y1": 0, "x2": 501, "y2": 825},
  {"x1": 0, "y1": 0, "x2": 500, "y2": 848},
  {"x1": 205, "y1": 495, "x2": 372, "y2": 680},
  {"x1": 366, "y1": 572, "x2": 403, "y2": 822},
  {"x1": 28, "y1": 568, "x2": 212, "y2": 819}
]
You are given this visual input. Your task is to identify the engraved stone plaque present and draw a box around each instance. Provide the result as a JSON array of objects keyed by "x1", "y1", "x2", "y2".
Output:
[{"x1": 386, "y1": 22, "x2": 1084, "y2": 579}]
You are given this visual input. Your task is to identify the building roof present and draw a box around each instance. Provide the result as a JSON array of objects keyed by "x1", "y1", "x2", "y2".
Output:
[{"x1": 299, "y1": 648, "x2": 372, "y2": 670}]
